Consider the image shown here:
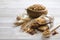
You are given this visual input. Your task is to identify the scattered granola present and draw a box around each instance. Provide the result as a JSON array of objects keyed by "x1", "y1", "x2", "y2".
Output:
[{"x1": 14, "y1": 4, "x2": 60, "y2": 38}]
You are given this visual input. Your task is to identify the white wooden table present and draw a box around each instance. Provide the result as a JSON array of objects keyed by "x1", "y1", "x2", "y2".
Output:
[{"x1": 0, "y1": 0, "x2": 60, "y2": 40}]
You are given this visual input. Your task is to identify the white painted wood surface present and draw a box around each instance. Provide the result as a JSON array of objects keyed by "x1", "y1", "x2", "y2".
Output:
[{"x1": 0, "y1": 0, "x2": 60, "y2": 40}]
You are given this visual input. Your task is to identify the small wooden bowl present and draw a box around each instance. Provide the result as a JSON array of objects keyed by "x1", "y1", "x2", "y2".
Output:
[
  {"x1": 26, "y1": 4, "x2": 48, "y2": 18},
  {"x1": 27, "y1": 9, "x2": 47, "y2": 18}
]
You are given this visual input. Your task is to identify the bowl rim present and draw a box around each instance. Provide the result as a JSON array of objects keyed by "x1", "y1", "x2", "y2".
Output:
[{"x1": 26, "y1": 8, "x2": 47, "y2": 12}]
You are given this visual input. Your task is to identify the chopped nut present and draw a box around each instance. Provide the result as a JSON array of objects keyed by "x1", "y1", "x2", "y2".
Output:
[{"x1": 16, "y1": 16, "x2": 21, "y2": 20}]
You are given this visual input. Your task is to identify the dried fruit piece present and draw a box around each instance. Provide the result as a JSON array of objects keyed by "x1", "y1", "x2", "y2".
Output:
[{"x1": 52, "y1": 31, "x2": 58, "y2": 35}]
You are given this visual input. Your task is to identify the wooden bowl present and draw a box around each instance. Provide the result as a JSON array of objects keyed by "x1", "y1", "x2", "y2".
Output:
[{"x1": 26, "y1": 4, "x2": 48, "y2": 18}]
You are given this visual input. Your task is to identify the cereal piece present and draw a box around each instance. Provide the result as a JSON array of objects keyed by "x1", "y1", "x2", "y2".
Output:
[
  {"x1": 21, "y1": 22, "x2": 28, "y2": 30},
  {"x1": 30, "y1": 22, "x2": 40, "y2": 29},
  {"x1": 21, "y1": 23, "x2": 37, "y2": 35},
  {"x1": 35, "y1": 17, "x2": 46, "y2": 25},
  {"x1": 14, "y1": 21, "x2": 24, "y2": 26},
  {"x1": 14, "y1": 21, "x2": 22, "y2": 26},
  {"x1": 37, "y1": 25, "x2": 49, "y2": 32},
  {"x1": 22, "y1": 18, "x2": 31, "y2": 22},
  {"x1": 26, "y1": 28, "x2": 37, "y2": 35},
  {"x1": 42, "y1": 30, "x2": 50, "y2": 38},
  {"x1": 14, "y1": 20, "x2": 25, "y2": 26}
]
